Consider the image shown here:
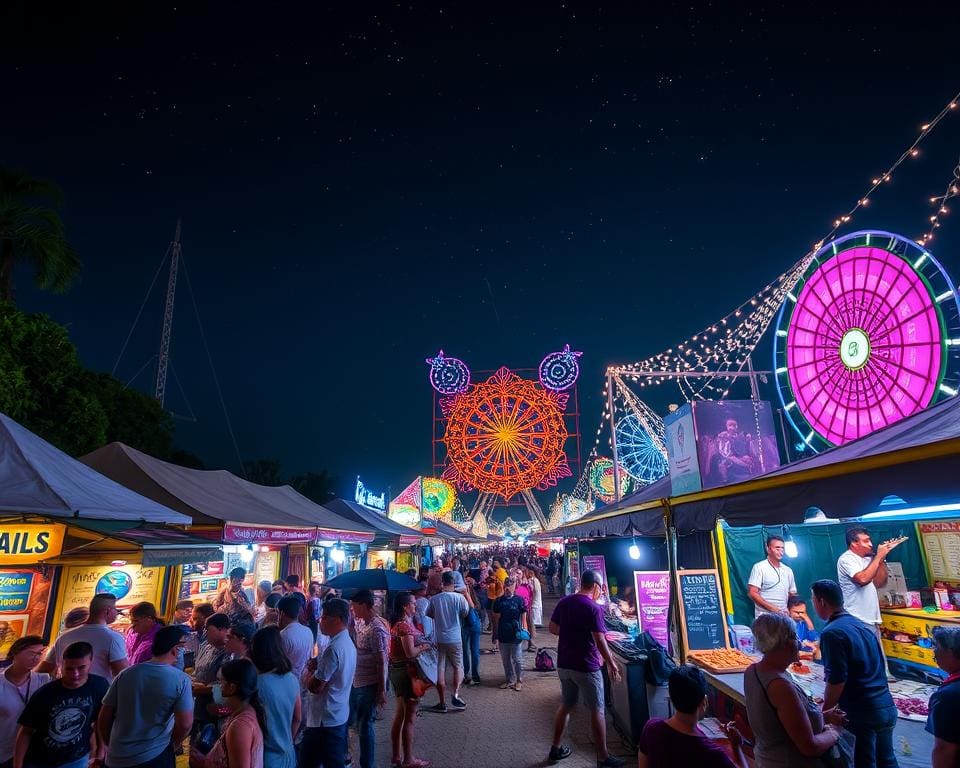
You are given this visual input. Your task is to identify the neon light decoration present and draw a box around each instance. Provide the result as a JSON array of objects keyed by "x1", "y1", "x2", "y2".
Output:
[
  {"x1": 615, "y1": 414, "x2": 669, "y2": 484},
  {"x1": 589, "y1": 457, "x2": 633, "y2": 504},
  {"x1": 422, "y1": 477, "x2": 456, "y2": 520},
  {"x1": 441, "y1": 366, "x2": 572, "y2": 499},
  {"x1": 539, "y1": 344, "x2": 583, "y2": 391},
  {"x1": 388, "y1": 478, "x2": 422, "y2": 529},
  {"x1": 775, "y1": 230, "x2": 960, "y2": 451},
  {"x1": 426, "y1": 350, "x2": 471, "y2": 395},
  {"x1": 354, "y1": 477, "x2": 386, "y2": 511}
]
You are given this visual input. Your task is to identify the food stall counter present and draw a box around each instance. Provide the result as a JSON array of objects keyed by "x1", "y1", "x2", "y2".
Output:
[{"x1": 696, "y1": 666, "x2": 935, "y2": 767}]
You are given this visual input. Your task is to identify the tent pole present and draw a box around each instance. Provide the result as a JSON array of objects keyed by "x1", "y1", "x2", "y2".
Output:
[
  {"x1": 662, "y1": 499, "x2": 684, "y2": 661},
  {"x1": 606, "y1": 371, "x2": 622, "y2": 504}
]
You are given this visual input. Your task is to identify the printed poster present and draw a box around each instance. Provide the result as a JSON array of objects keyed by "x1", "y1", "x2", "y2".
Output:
[
  {"x1": 581, "y1": 554, "x2": 610, "y2": 606},
  {"x1": 57, "y1": 563, "x2": 163, "y2": 632},
  {"x1": 634, "y1": 570, "x2": 671, "y2": 651},
  {"x1": 665, "y1": 405, "x2": 702, "y2": 495},
  {"x1": 0, "y1": 568, "x2": 53, "y2": 652},
  {"x1": 565, "y1": 550, "x2": 580, "y2": 595}
]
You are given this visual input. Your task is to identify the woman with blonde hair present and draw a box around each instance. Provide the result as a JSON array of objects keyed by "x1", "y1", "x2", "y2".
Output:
[{"x1": 744, "y1": 613, "x2": 844, "y2": 767}]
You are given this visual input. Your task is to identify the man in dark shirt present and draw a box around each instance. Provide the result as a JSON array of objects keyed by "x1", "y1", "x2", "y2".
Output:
[
  {"x1": 812, "y1": 579, "x2": 898, "y2": 768},
  {"x1": 15, "y1": 641, "x2": 109, "y2": 768},
  {"x1": 929, "y1": 626, "x2": 960, "y2": 768},
  {"x1": 548, "y1": 569, "x2": 624, "y2": 768}
]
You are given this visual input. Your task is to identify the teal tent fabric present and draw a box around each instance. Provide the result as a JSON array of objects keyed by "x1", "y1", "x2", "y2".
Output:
[{"x1": 722, "y1": 521, "x2": 927, "y2": 628}]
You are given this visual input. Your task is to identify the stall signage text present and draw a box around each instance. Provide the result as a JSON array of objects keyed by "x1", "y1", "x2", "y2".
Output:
[
  {"x1": 355, "y1": 477, "x2": 386, "y2": 511},
  {"x1": 0, "y1": 571, "x2": 34, "y2": 611},
  {"x1": 0, "y1": 523, "x2": 66, "y2": 563},
  {"x1": 223, "y1": 525, "x2": 316, "y2": 544}
]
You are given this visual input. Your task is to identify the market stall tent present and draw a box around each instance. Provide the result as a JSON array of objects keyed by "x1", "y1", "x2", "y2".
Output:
[
  {"x1": 0, "y1": 413, "x2": 190, "y2": 524},
  {"x1": 80, "y1": 442, "x2": 375, "y2": 539}
]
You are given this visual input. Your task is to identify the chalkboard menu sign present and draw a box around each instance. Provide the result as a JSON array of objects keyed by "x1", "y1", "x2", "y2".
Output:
[{"x1": 676, "y1": 569, "x2": 729, "y2": 652}]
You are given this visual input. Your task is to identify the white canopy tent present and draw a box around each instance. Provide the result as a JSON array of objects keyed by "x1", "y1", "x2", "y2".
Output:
[{"x1": 0, "y1": 413, "x2": 190, "y2": 524}]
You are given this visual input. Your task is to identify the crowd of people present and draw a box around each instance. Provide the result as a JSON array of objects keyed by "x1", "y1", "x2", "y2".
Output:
[
  {"x1": 4, "y1": 545, "x2": 959, "y2": 768},
  {"x1": 0, "y1": 551, "x2": 566, "y2": 768}
]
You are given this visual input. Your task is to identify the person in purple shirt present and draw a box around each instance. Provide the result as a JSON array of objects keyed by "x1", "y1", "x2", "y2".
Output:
[
  {"x1": 638, "y1": 664, "x2": 747, "y2": 768},
  {"x1": 547, "y1": 569, "x2": 624, "y2": 768}
]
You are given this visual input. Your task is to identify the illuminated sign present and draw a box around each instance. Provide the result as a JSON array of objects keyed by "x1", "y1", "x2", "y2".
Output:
[
  {"x1": 0, "y1": 523, "x2": 66, "y2": 564},
  {"x1": 355, "y1": 477, "x2": 386, "y2": 511}
]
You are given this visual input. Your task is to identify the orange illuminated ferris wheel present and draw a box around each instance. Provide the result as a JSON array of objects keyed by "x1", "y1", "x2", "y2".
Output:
[{"x1": 427, "y1": 348, "x2": 581, "y2": 528}]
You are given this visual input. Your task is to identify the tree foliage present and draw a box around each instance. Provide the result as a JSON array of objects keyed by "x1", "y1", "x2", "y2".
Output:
[
  {"x1": 289, "y1": 469, "x2": 338, "y2": 503},
  {"x1": 0, "y1": 166, "x2": 81, "y2": 302},
  {"x1": 0, "y1": 302, "x2": 173, "y2": 457},
  {"x1": 242, "y1": 458, "x2": 284, "y2": 486}
]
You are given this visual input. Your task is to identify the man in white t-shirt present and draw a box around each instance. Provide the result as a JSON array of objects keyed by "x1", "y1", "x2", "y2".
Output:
[
  {"x1": 38, "y1": 594, "x2": 128, "y2": 681},
  {"x1": 747, "y1": 535, "x2": 797, "y2": 618},
  {"x1": 278, "y1": 595, "x2": 315, "y2": 682},
  {"x1": 837, "y1": 526, "x2": 905, "y2": 630}
]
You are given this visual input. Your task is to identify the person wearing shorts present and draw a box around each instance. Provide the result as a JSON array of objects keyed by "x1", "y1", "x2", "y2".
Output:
[
  {"x1": 388, "y1": 592, "x2": 431, "y2": 768},
  {"x1": 426, "y1": 571, "x2": 469, "y2": 712},
  {"x1": 547, "y1": 569, "x2": 624, "y2": 767}
]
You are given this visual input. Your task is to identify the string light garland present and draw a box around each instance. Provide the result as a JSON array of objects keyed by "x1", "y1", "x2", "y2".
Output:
[{"x1": 918, "y1": 155, "x2": 960, "y2": 247}]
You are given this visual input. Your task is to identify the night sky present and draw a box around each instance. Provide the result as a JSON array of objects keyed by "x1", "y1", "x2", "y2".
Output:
[{"x1": 4, "y1": 3, "x2": 960, "y2": 507}]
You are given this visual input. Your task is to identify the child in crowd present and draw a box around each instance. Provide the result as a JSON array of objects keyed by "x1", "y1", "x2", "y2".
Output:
[{"x1": 787, "y1": 595, "x2": 820, "y2": 658}]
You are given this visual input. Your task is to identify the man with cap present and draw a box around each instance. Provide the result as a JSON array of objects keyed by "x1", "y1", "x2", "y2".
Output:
[{"x1": 97, "y1": 625, "x2": 194, "y2": 768}]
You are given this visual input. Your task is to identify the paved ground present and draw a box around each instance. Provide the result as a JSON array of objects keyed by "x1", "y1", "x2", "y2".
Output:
[
  {"x1": 178, "y1": 593, "x2": 635, "y2": 768},
  {"x1": 364, "y1": 592, "x2": 634, "y2": 768}
]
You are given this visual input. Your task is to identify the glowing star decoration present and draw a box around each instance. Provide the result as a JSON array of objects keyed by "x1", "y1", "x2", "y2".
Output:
[
  {"x1": 588, "y1": 457, "x2": 633, "y2": 504},
  {"x1": 422, "y1": 477, "x2": 456, "y2": 520},
  {"x1": 441, "y1": 366, "x2": 572, "y2": 499},
  {"x1": 539, "y1": 344, "x2": 583, "y2": 391},
  {"x1": 426, "y1": 350, "x2": 471, "y2": 395},
  {"x1": 615, "y1": 414, "x2": 669, "y2": 484},
  {"x1": 775, "y1": 230, "x2": 960, "y2": 451}
]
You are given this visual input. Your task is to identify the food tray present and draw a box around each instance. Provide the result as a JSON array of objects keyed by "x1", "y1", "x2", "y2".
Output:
[{"x1": 687, "y1": 649, "x2": 754, "y2": 674}]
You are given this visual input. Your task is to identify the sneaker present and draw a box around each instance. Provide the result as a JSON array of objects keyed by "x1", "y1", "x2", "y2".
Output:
[
  {"x1": 597, "y1": 757, "x2": 626, "y2": 768},
  {"x1": 548, "y1": 745, "x2": 572, "y2": 764},
  {"x1": 498, "y1": 682, "x2": 513, "y2": 689},
  {"x1": 426, "y1": 702, "x2": 448, "y2": 713},
  {"x1": 512, "y1": 681, "x2": 522, "y2": 691},
  {"x1": 471, "y1": 678, "x2": 481, "y2": 686},
  {"x1": 451, "y1": 695, "x2": 467, "y2": 708}
]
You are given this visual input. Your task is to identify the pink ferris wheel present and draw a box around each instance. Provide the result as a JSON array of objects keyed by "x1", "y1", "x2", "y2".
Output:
[{"x1": 774, "y1": 230, "x2": 960, "y2": 451}]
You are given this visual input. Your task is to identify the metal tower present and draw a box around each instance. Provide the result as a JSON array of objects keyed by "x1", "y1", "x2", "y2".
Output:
[{"x1": 154, "y1": 219, "x2": 181, "y2": 406}]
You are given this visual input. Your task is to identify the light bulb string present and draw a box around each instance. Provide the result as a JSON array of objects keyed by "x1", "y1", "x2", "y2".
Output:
[{"x1": 918, "y1": 155, "x2": 960, "y2": 247}]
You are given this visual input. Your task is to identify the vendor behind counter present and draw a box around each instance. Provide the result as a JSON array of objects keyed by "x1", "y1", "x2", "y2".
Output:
[{"x1": 722, "y1": 521, "x2": 929, "y2": 631}]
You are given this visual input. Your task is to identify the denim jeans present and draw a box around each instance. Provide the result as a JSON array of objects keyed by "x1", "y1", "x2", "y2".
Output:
[
  {"x1": 499, "y1": 641, "x2": 524, "y2": 684},
  {"x1": 462, "y1": 623, "x2": 481, "y2": 681},
  {"x1": 300, "y1": 722, "x2": 348, "y2": 768},
  {"x1": 848, "y1": 704, "x2": 898, "y2": 768},
  {"x1": 349, "y1": 684, "x2": 378, "y2": 768}
]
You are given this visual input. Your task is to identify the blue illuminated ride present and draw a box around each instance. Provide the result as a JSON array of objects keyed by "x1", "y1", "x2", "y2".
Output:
[{"x1": 615, "y1": 414, "x2": 668, "y2": 484}]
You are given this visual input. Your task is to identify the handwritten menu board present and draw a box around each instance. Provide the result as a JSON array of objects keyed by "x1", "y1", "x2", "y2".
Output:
[
  {"x1": 676, "y1": 569, "x2": 729, "y2": 652},
  {"x1": 919, "y1": 520, "x2": 960, "y2": 584}
]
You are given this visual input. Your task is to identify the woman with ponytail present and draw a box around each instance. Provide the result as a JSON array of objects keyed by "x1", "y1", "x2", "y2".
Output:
[{"x1": 189, "y1": 658, "x2": 265, "y2": 768}]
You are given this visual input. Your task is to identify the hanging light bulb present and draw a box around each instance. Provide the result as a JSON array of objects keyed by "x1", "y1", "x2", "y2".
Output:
[
  {"x1": 783, "y1": 526, "x2": 798, "y2": 558},
  {"x1": 628, "y1": 537, "x2": 641, "y2": 560},
  {"x1": 240, "y1": 543, "x2": 255, "y2": 564},
  {"x1": 330, "y1": 541, "x2": 346, "y2": 564}
]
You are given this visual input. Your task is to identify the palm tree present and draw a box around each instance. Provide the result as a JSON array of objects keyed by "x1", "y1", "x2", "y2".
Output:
[{"x1": 0, "y1": 165, "x2": 81, "y2": 302}]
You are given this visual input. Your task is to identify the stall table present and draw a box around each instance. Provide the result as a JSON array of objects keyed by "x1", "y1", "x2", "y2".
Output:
[
  {"x1": 881, "y1": 607, "x2": 960, "y2": 679},
  {"x1": 700, "y1": 668, "x2": 934, "y2": 768}
]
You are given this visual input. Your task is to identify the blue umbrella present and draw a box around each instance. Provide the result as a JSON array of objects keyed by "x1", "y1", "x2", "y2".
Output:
[{"x1": 324, "y1": 568, "x2": 421, "y2": 592}]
